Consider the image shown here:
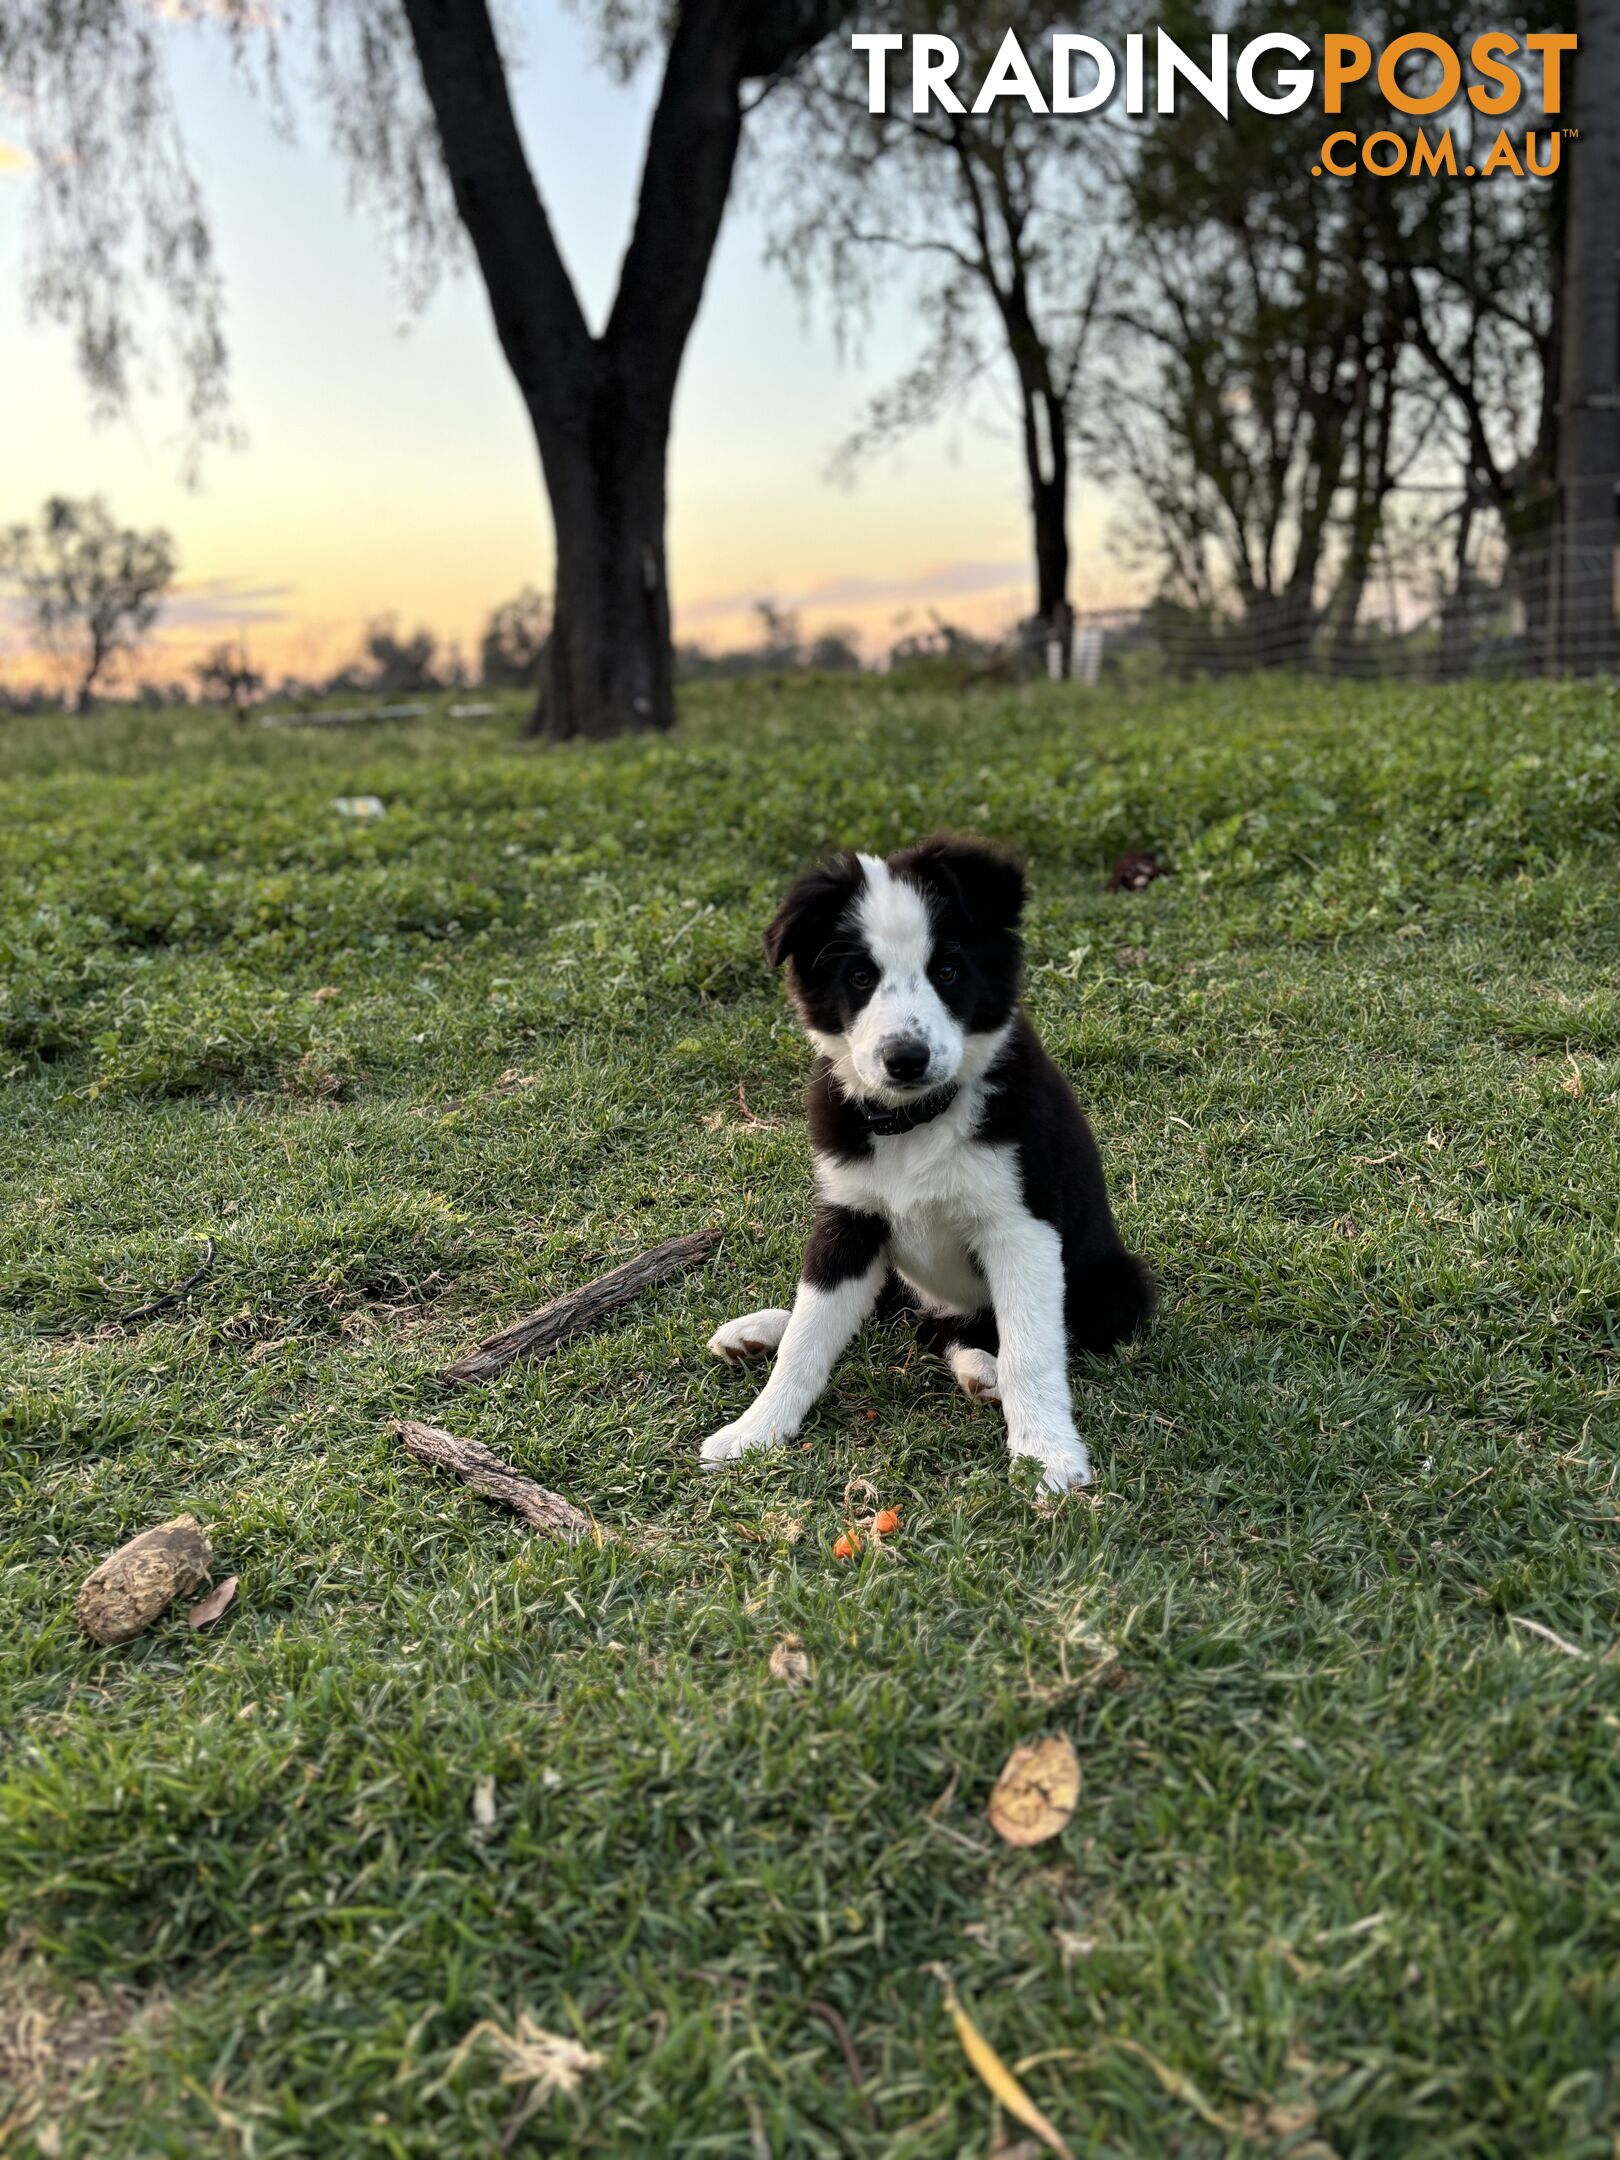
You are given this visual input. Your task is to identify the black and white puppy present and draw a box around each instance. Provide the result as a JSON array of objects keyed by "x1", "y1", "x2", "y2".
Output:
[{"x1": 702, "y1": 835, "x2": 1154, "y2": 1490}]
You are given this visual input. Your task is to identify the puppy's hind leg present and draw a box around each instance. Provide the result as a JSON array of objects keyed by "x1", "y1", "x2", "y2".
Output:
[
  {"x1": 947, "y1": 1343, "x2": 1001, "y2": 1406},
  {"x1": 708, "y1": 1309, "x2": 792, "y2": 1364},
  {"x1": 914, "y1": 1306, "x2": 1001, "y2": 1407}
]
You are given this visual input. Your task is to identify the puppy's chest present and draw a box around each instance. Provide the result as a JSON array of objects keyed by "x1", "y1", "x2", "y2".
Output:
[{"x1": 817, "y1": 1127, "x2": 1023, "y2": 1243}]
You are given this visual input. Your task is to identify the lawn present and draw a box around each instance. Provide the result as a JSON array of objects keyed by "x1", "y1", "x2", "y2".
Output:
[{"x1": 1, "y1": 675, "x2": 1618, "y2": 2158}]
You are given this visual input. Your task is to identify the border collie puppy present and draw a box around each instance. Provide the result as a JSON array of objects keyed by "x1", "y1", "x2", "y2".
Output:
[{"x1": 702, "y1": 835, "x2": 1154, "y2": 1491}]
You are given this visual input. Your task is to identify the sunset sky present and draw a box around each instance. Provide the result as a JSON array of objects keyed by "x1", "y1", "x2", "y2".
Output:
[{"x1": 0, "y1": 6, "x2": 1134, "y2": 691}]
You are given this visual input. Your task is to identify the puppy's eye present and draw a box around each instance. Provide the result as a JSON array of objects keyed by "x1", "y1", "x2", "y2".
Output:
[
  {"x1": 849, "y1": 965, "x2": 876, "y2": 991},
  {"x1": 934, "y1": 959, "x2": 959, "y2": 985}
]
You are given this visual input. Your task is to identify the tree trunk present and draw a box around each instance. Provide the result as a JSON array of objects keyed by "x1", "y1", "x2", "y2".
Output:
[
  {"x1": 1553, "y1": 0, "x2": 1620, "y2": 675},
  {"x1": 1438, "y1": 494, "x2": 1477, "y2": 681},
  {"x1": 1331, "y1": 350, "x2": 1396, "y2": 675},
  {"x1": 1505, "y1": 488, "x2": 1561, "y2": 671},
  {"x1": 1031, "y1": 460, "x2": 1072, "y2": 679},
  {"x1": 399, "y1": 0, "x2": 856, "y2": 744},
  {"x1": 1014, "y1": 355, "x2": 1071, "y2": 675},
  {"x1": 528, "y1": 373, "x2": 674, "y2": 740}
]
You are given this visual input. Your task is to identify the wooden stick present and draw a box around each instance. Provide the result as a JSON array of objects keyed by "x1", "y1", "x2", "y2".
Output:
[
  {"x1": 440, "y1": 1228, "x2": 723, "y2": 1385},
  {"x1": 395, "y1": 1421, "x2": 595, "y2": 1540}
]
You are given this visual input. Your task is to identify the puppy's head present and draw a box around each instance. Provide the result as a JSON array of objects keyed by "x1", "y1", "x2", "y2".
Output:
[{"x1": 764, "y1": 835, "x2": 1025, "y2": 1102}]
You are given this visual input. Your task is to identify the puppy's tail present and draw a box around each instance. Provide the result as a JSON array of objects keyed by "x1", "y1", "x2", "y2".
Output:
[{"x1": 1067, "y1": 1247, "x2": 1157, "y2": 1357}]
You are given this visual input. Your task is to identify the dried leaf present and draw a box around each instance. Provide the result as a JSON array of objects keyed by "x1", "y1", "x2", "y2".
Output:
[
  {"x1": 471, "y1": 1776, "x2": 497, "y2": 1836},
  {"x1": 187, "y1": 1576, "x2": 239, "y2": 1630},
  {"x1": 987, "y1": 1735, "x2": 1080, "y2": 1847},
  {"x1": 768, "y1": 1636, "x2": 811, "y2": 1689},
  {"x1": 927, "y1": 1968, "x2": 1073, "y2": 2160}
]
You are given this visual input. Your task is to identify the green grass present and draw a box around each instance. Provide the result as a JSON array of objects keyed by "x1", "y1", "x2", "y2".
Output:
[{"x1": 1, "y1": 676, "x2": 1618, "y2": 2157}]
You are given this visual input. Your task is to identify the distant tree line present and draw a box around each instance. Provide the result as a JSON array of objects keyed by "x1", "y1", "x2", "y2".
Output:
[
  {"x1": 0, "y1": 502, "x2": 879, "y2": 713},
  {"x1": 773, "y1": 0, "x2": 1613, "y2": 677}
]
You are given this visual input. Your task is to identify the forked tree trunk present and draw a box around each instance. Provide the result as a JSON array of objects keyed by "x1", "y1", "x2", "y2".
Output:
[
  {"x1": 399, "y1": 0, "x2": 855, "y2": 744},
  {"x1": 528, "y1": 377, "x2": 674, "y2": 740}
]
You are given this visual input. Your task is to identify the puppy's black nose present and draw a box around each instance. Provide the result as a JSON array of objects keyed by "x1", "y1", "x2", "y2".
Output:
[{"x1": 882, "y1": 1037, "x2": 931, "y2": 1085}]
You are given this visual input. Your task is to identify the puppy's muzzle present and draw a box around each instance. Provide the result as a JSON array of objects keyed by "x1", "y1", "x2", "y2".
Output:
[{"x1": 880, "y1": 1034, "x2": 932, "y2": 1086}]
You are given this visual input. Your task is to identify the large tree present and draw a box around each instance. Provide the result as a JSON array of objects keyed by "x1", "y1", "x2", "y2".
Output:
[
  {"x1": 767, "y1": 3, "x2": 1113, "y2": 673},
  {"x1": 1097, "y1": 1, "x2": 1454, "y2": 665},
  {"x1": 1392, "y1": 6, "x2": 1573, "y2": 670},
  {"x1": 0, "y1": 0, "x2": 855, "y2": 739}
]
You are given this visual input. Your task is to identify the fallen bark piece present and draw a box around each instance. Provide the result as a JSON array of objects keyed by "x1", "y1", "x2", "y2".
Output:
[
  {"x1": 76, "y1": 1518, "x2": 213, "y2": 1646},
  {"x1": 441, "y1": 1228, "x2": 723, "y2": 1385},
  {"x1": 395, "y1": 1421, "x2": 595, "y2": 1540}
]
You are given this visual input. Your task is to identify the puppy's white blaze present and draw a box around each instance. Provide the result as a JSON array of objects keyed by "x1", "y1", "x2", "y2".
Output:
[
  {"x1": 853, "y1": 855, "x2": 933, "y2": 978},
  {"x1": 844, "y1": 859, "x2": 962, "y2": 1096}
]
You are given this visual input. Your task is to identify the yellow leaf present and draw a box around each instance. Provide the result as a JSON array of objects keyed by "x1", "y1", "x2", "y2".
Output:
[
  {"x1": 987, "y1": 1734, "x2": 1080, "y2": 1847},
  {"x1": 929, "y1": 1969, "x2": 1074, "y2": 2160}
]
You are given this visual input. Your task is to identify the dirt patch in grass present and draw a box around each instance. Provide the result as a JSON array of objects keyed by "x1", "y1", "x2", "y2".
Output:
[{"x1": 0, "y1": 1952, "x2": 166, "y2": 2147}]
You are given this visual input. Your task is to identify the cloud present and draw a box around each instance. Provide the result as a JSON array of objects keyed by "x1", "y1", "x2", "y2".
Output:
[
  {"x1": 0, "y1": 140, "x2": 31, "y2": 176},
  {"x1": 161, "y1": 577, "x2": 296, "y2": 630},
  {"x1": 0, "y1": 577, "x2": 294, "y2": 662},
  {"x1": 679, "y1": 556, "x2": 1028, "y2": 625}
]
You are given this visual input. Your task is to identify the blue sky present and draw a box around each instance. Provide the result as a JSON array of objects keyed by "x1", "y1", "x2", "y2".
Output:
[{"x1": 0, "y1": 4, "x2": 1127, "y2": 684}]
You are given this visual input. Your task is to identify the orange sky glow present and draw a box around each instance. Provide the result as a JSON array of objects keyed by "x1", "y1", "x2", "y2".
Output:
[{"x1": 0, "y1": 8, "x2": 1138, "y2": 696}]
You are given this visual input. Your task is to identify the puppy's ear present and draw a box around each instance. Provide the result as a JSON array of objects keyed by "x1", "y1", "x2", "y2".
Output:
[
  {"x1": 763, "y1": 853, "x2": 864, "y2": 970},
  {"x1": 895, "y1": 833, "x2": 1026, "y2": 932}
]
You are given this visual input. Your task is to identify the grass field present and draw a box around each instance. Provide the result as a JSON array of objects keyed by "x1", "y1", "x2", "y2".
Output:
[{"x1": 2, "y1": 676, "x2": 1618, "y2": 2158}]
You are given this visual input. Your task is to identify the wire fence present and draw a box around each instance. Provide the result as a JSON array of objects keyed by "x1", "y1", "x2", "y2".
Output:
[{"x1": 1058, "y1": 524, "x2": 1620, "y2": 685}]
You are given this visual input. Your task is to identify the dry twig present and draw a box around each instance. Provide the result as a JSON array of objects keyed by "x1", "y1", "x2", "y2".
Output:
[
  {"x1": 441, "y1": 1229, "x2": 722, "y2": 1384},
  {"x1": 116, "y1": 1237, "x2": 216, "y2": 1327},
  {"x1": 394, "y1": 1422, "x2": 597, "y2": 1541}
]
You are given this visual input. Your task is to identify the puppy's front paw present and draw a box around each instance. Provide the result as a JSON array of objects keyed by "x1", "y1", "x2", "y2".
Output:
[
  {"x1": 699, "y1": 1415, "x2": 787, "y2": 1468},
  {"x1": 1010, "y1": 1431, "x2": 1093, "y2": 1494},
  {"x1": 708, "y1": 1309, "x2": 792, "y2": 1364}
]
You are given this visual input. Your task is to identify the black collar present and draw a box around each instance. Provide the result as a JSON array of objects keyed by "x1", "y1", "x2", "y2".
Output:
[{"x1": 848, "y1": 1081, "x2": 960, "y2": 1137}]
